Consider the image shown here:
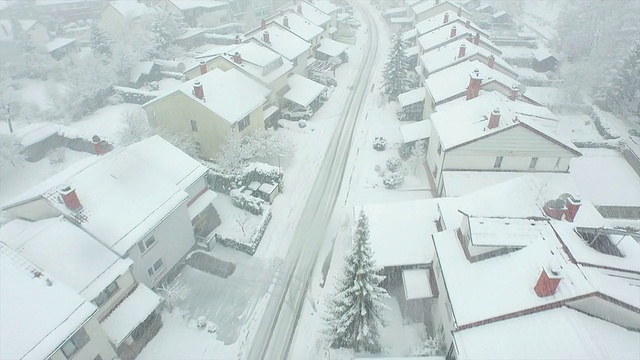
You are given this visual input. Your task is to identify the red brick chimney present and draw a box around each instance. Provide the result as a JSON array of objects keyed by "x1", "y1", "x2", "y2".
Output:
[
  {"x1": 234, "y1": 35, "x2": 241, "y2": 44},
  {"x1": 474, "y1": 32, "x2": 480, "y2": 45},
  {"x1": 261, "y1": 18, "x2": 266, "y2": 30},
  {"x1": 193, "y1": 80, "x2": 204, "y2": 100},
  {"x1": 509, "y1": 83, "x2": 519, "y2": 101},
  {"x1": 560, "y1": 194, "x2": 582, "y2": 222},
  {"x1": 465, "y1": 19, "x2": 471, "y2": 28},
  {"x1": 283, "y1": 15, "x2": 289, "y2": 28},
  {"x1": 466, "y1": 33, "x2": 473, "y2": 43},
  {"x1": 450, "y1": 25, "x2": 457, "y2": 38},
  {"x1": 534, "y1": 268, "x2": 561, "y2": 297},
  {"x1": 59, "y1": 186, "x2": 82, "y2": 211},
  {"x1": 199, "y1": 61, "x2": 207, "y2": 75},
  {"x1": 263, "y1": 30, "x2": 270, "y2": 43},
  {"x1": 488, "y1": 108, "x2": 501, "y2": 129},
  {"x1": 458, "y1": 43, "x2": 466, "y2": 58},
  {"x1": 457, "y1": 6, "x2": 462, "y2": 17},
  {"x1": 233, "y1": 51, "x2": 242, "y2": 64},
  {"x1": 543, "y1": 198, "x2": 566, "y2": 220},
  {"x1": 466, "y1": 68, "x2": 482, "y2": 100},
  {"x1": 443, "y1": 12, "x2": 449, "y2": 24},
  {"x1": 91, "y1": 135, "x2": 109, "y2": 155},
  {"x1": 487, "y1": 54, "x2": 496, "y2": 69},
  {"x1": 297, "y1": 3, "x2": 302, "y2": 14}
]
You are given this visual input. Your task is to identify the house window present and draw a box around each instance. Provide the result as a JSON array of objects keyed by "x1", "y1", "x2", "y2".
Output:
[
  {"x1": 494, "y1": 156, "x2": 503, "y2": 168},
  {"x1": 529, "y1": 157, "x2": 538, "y2": 169},
  {"x1": 137, "y1": 236, "x2": 157, "y2": 254},
  {"x1": 61, "y1": 328, "x2": 90, "y2": 359},
  {"x1": 238, "y1": 115, "x2": 250, "y2": 132},
  {"x1": 93, "y1": 280, "x2": 120, "y2": 307},
  {"x1": 191, "y1": 120, "x2": 198, "y2": 132},
  {"x1": 437, "y1": 142, "x2": 442, "y2": 155},
  {"x1": 148, "y1": 258, "x2": 165, "y2": 278}
]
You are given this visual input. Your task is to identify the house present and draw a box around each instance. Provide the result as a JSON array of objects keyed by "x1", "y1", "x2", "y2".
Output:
[
  {"x1": 420, "y1": 38, "x2": 518, "y2": 79},
  {"x1": 315, "y1": 37, "x2": 349, "y2": 63},
  {"x1": 144, "y1": 68, "x2": 271, "y2": 157},
  {"x1": 425, "y1": 92, "x2": 581, "y2": 196},
  {"x1": 246, "y1": 21, "x2": 311, "y2": 75},
  {"x1": 416, "y1": 22, "x2": 500, "y2": 55},
  {"x1": 33, "y1": 0, "x2": 106, "y2": 22},
  {"x1": 309, "y1": 0, "x2": 340, "y2": 28},
  {"x1": 270, "y1": 10, "x2": 325, "y2": 50},
  {"x1": 422, "y1": 60, "x2": 542, "y2": 118},
  {"x1": 0, "y1": 217, "x2": 163, "y2": 360},
  {"x1": 46, "y1": 37, "x2": 78, "y2": 60},
  {"x1": 410, "y1": 0, "x2": 472, "y2": 23},
  {"x1": 0, "y1": 243, "x2": 118, "y2": 360},
  {"x1": 193, "y1": 41, "x2": 293, "y2": 108},
  {"x1": 1, "y1": 136, "x2": 214, "y2": 288},
  {"x1": 157, "y1": 0, "x2": 228, "y2": 26},
  {"x1": 0, "y1": 19, "x2": 50, "y2": 63},
  {"x1": 129, "y1": 61, "x2": 161, "y2": 87},
  {"x1": 429, "y1": 176, "x2": 640, "y2": 358},
  {"x1": 398, "y1": 87, "x2": 427, "y2": 121},
  {"x1": 491, "y1": 10, "x2": 513, "y2": 24},
  {"x1": 415, "y1": 11, "x2": 489, "y2": 39},
  {"x1": 531, "y1": 48, "x2": 559, "y2": 72},
  {"x1": 400, "y1": 120, "x2": 431, "y2": 146},
  {"x1": 100, "y1": 0, "x2": 154, "y2": 36},
  {"x1": 282, "y1": 73, "x2": 326, "y2": 111},
  {"x1": 295, "y1": 1, "x2": 331, "y2": 31}
]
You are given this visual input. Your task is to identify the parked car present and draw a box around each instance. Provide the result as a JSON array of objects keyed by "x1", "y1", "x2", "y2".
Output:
[{"x1": 282, "y1": 106, "x2": 313, "y2": 120}]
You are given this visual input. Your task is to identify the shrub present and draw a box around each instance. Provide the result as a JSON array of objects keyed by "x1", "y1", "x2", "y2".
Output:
[
  {"x1": 398, "y1": 143, "x2": 413, "y2": 160},
  {"x1": 298, "y1": 119, "x2": 308, "y2": 128},
  {"x1": 386, "y1": 157, "x2": 402, "y2": 172},
  {"x1": 383, "y1": 172, "x2": 404, "y2": 189},
  {"x1": 230, "y1": 188, "x2": 265, "y2": 215},
  {"x1": 373, "y1": 136, "x2": 387, "y2": 151}
]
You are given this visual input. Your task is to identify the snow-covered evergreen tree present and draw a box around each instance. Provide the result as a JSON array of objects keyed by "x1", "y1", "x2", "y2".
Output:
[
  {"x1": 117, "y1": 109, "x2": 153, "y2": 145},
  {"x1": 144, "y1": 10, "x2": 186, "y2": 59},
  {"x1": 594, "y1": 42, "x2": 640, "y2": 115},
  {"x1": 382, "y1": 32, "x2": 411, "y2": 101},
  {"x1": 324, "y1": 210, "x2": 388, "y2": 353},
  {"x1": 90, "y1": 23, "x2": 113, "y2": 57},
  {"x1": 0, "y1": 134, "x2": 25, "y2": 174}
]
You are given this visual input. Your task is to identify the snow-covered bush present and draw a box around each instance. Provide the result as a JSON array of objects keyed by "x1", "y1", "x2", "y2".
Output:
[
  {"x1": 158, "y1": 280, "x2": 189, "y2": 313},
  {"x1": 230, "y1": 188, "x2": 265, "y2": 215},
  {"x1": 196, "y1": 316, "x2": 207, "y2": 329},
  {"x1": 205, "y1": 322, "x2": 218, "y2": 335},
  {"x1": 411, "y1": 337, "x2": 443, "y2": 356},
  {"x1": 298, "y1": 119, "x2": 308, "y2": 128},
  {"x1": 383, "y1": 172, "x2": 404, "y2": 189},
  {"x1": 386, "y1": 157, "x2": 402, "y2": 172},
  {"x1": 48, "y1": 148, "x2": 66, "y2": 165},
  {"x1": 373, "y1": 136, "x2": 387, "y2": 151}
]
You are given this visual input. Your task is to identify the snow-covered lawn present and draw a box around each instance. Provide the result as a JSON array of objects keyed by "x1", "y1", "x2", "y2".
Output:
[
  {"x1": 556, "y1": 114, "x2": 606, "y2": 143},
  {"x1": 211, "y1": 194, "x2": 263, "y2": 244},
  {"x1": 68, "y1": 103, "x2": 142, "y2": 144},
  {"x1": 380, "y1": 296, "x2": 427, "y2": 356}
]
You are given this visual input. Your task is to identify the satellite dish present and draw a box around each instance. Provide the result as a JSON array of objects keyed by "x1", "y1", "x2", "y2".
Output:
[{"x1": 518, "y1": 84, "x2": 527, "y2": 96}]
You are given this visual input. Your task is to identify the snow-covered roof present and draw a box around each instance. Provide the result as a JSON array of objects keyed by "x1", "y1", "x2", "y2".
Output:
[
  {"x1": 466, "y1": 216, "x2": 553, "y2": 248},
  {"x1": 417, "y1": 23, "x2": 499, "y2": 54},
  {"x1": 402, "y1": 269, "x2": 434, "y2": 300},
  {"x1": 296, "y1": 2, "x2": 331, "y2": 26},
  {"x1": 108, "y1": 0, "x2": 154, "y2": 19},
  {"x1": 402, "y1": 28, "x2": 417, "y2": 41},
  {"x1": 0, "y1": 217, "x2": 132, "y2": 300},
  {"x1": 430, "y1": 92, "x2": 578, "y2": 154},
  {"x1": 311, "y1": 0, "x2": 340, "y2": 14},
  {"x1": 316, "y1": 37, "x2": 348, "y2": 57},
  {"x1": 284, "y1": 74, "x2": 325, "y2": 107},
  {"x1": 499, "y1": 45, "x2": 536, "y2": 60},
  {"x1": 406, "y1": 45, "x2": 419, "y2": 57},
  {"x1": 440, "y1": 170, "x2": 575, "y2": 197},
  {"x1": 11, "y1": 122, "x2": 61, "y2": 147},
  {"x1": 432, "y1": 229, "x2": 594, "y2": 328},
  {"x1": 398, "y1": 87, "x2": 426, "y2": 107},
  {"x1": 152, "y1": 67, "x2": 269, "y2": 124},
  {"x1": 271, "y1": 11, "x2": 324, "y2": 42},
  {"x1": 362, "y1": 199, "x2": 441, "y2": 268},
  {"x1": 0, "y1": 20, "x2": 40, "y2": 42},
  {"x1": 0, "y1": 243, "x2": 97, "y2": 360},
  {"x1": 522, "y1": 86, "x2": 564, "y2": 107},
  {"x1": 188, "y1": 189, "x2": 217, "y2": 220},
  {"x1": 175, "y1": 27, "x2": 206, "y2": 40},
  {"x1": 453, "y1": 307, "x2": 640, "y2": 360},
  {"x1": 100, "y1": 284, "x2": 162, "y2": 345},
  {"x1": 125, "y1": 135, "x2": 208, "y2": 190},
  {"x1": 401, "y1": 121, "x2": 430, "y2": 144},
  {"x1": 129, "y1": 61, "x2": 156, "y2": 83},
  {"x1": 425, "y1": 60, "x2": 518, "y2": 104},
  {"x1": 383, "y1": 7, "x2": 407, "y2": 16},
  {"x1": 421, "y1": 39, "x2": 515, "y2": 77},
  {"x1": 532, "y1": 47, "x2": 556, "y2": 62},
  {"x1": 492, "y1": 10, "x2": 509, "y2": 18},
  {"x1": 569, "y1": 153, "x2": 640, "y2": 207},
  {"x1": 167, "y1": 0, "x2": 226, "y2": 11},
  {"x1": 248, "y1": 23, "x2": 310, "y2": 61},
  {"x1": 415, "y1": 11, "x2": 477, "y2": 37},
  {"x1": 45, "y1": 37, "x2": 75, "y2": 52},
  {"x1": 390, "y1": 17, "x2": 412, "y2": 23}
]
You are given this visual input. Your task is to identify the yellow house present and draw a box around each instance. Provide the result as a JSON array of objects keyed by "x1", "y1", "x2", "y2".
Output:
[
  {"x1": 100, "y1": 0, "x2": 154, "y2": 36},
  {"x1": 143, "y1": 67, "x2": 271, "y2": 159}
]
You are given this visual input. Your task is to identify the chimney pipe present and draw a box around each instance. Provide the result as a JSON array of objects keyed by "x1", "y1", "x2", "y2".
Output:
[
  {"x1": 487, "y1": 54, "x2": 496, "y2": 69},
  {"x1": 233, "y1": 51, "x2": 242, "y2": 64},
  {"x1": 488, "y1": 108, "x2": 501, "y2": 129},
  {"x1": 283, "y1": 15, "x2": 289, "y2": 28},
  {"x1": 465, "y1": 19, "x2": 470, "y2": 28},
  {"x1": 91, "y1": 135, "x2": 109, "y2": 155},
  {"x1": 458, "y1": 43, "x2": 466, "y2": 58},
  {"x1": 466, "y1": 33, "x2": 474, "y2": 43},
  {"x1": 234, "y1": 34, "x2": 241, "y2": 44},
  {"x1": 509, "y1": 83, "x2": 519, "y2": 101},
  {"x1": 457, "y1": 6, "x2": 462, "y2": 17},
  {"x1": 193, "y1": 80, "x2": 204, "y2": 100},
  {"x1": 560, "y1": 194, "x2": 582, "y2": 222},
  {"x1": 466, "y1": 68, "x2": 482, "y2": 100},
  {"x1": 60, "y1": 186, "x2": 82, "y2": 211},
  {"x1": 543, "y1": 198, "x2": 566, "y2": 220},
  {"x1": 261, "y1": 18, "x2": 266, "y2": 30},
  {"x1": 297, "y1": 3, "x2": 302, "y2": 14},
  {"x1": 199, "y1": 61, "x2": 207, "y2": 75},
  {"x1": 450, "y1": 25, "x2": 457, "y2": 38},
  {"x1": 263, "y1": 30, "x2": 270, "y2": 43},
  {"x1": 534, "y1": 268, "x2": 561, "y2": 297},
  {"x1": 443, "y1": 12, "x2": 449, "y2": 24},
  {"x1": 474, "y1": 32, "x2": 480, "y2": 45}
]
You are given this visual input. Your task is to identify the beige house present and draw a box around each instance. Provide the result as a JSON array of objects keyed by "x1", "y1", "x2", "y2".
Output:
[
  {"x1": 144, "y1": 67, "x2": 271, "y2": 158},
  {"x1": 246, "y1": 21, "x2": 311, "y2": 75},
  {"x1": 100, "y1": 0, "x2": 154, "y2": 36}
]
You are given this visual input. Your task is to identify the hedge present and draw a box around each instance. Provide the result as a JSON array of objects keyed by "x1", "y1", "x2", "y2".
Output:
[
  {"x1": 230, "y1": 188, "x2": 265, "y2": 215},
  {"x1": 214, "y1": 208, "x2": 272, "y2": 255}
]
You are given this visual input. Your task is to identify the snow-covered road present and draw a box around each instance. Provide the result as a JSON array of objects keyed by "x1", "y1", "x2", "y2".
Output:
[{"x1": 247, "y1": 3, "x2": 381, "y2": 359}]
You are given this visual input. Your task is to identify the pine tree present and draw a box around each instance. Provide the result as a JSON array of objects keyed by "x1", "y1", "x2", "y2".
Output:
[
  {"x1": 90, "y1": 23, "x2": 113, "y2": 57},
  {"x1": 593, "y1": 42, "x2": 640, "y2": 113},
  {"x1": 324, "y1": 210, "x2": 388, "y2": 353},
  {"x1": 382, "y1": 32, "x2": 411, "y2": 101}
]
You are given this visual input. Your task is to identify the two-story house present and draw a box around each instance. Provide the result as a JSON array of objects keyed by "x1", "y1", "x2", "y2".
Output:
[
  {"x1": 0, "y1": 243, "x2": 118, "y2": 360},
  {"x1": 0, "y1": 216, "x2": 163, "y2": 360},
  {"x1": 425, "y1": 92, "x2": 581, "y2": 196},
  {"x1": 403, "y1": 10, "x2": 489, "y2": 47},
  {"x1": 100, "y1": 0, "x2": 154, "y2": 36},
  {"x1": 269, "y1": 10, "x2": 325, "y2": 54},
  {"x1": 307, "y1": 0, "x2": 340, "y2": 29},
  {"x1": 409, "y1": 0, "x2": 471, "y2": 23},
  {"x1": 416, "y1": 22, "x2": 500, "y2": 55},
  {"x1": 295, "y1": 1, "x2": 331, "y2": 35},
  {"x1": 145, "y1": 67, "x2": 271, "y2": 158},
  {"x1": 246, "y1": 21, "x2": 311, "y2": 75}
]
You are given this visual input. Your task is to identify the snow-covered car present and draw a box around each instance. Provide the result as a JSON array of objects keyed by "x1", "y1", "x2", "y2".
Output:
[{"x1": 281, "y1": 107, "x2": 313, "y2": 120}]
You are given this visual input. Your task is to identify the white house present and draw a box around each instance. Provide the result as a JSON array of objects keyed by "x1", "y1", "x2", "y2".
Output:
[
  {"x1": 416, "y1": 22, "x2": 500, "y2": 55},
  {"x1": 307, "y1": 0, "x2": 340, "y2": 28},
  {"x1": 0, "y1": 243, "x2": 118, "y2": 360},
  {"x1": 157, "y1": 0, "x2": 228, "y2": 26},
  {"x1": 269, "y1": 10, "x2": 325, "y2": 53},
  {"x1": 246, "y1": 21, "x2": 311, "y2": 75},
  {"x1": 425, "y1": 92, "x2": 581, "y2": 196},
  {"x1": 1, "y1": 136, "x2": 212, "y2": 288},
  {"x1": 410, "y1": 0, "x2": 472, "y2": 23},
  {"x1": 0, "y1": 216, "x2": 163, "y2": 360},
  {"x1": 100, "y1": 0, "x2": 154, "y2": 36},
  {"x1": 295, "y1": 1, "x2": 331, "y2": 32},
  {"x1": 402, "y1": 10, "x2": 489, "y2": 46}
]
